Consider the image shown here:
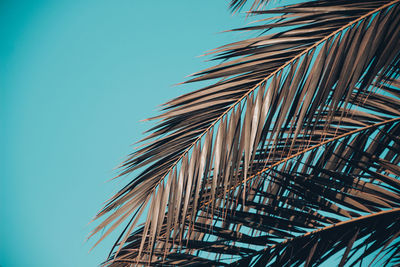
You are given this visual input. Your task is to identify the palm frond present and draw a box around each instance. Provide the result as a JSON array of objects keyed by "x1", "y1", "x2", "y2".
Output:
[
  {"x1": 91, "y1": 0, "x2": 400, "y2": 265},
  {"x1": 229, "y1": 208, "x2": 400, "y2": 267},
  {"x1": 105, "y1": 78, "x2": 400, "y2": 266}
]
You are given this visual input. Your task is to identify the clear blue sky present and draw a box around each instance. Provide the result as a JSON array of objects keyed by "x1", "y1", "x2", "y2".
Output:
[{"x1": 0, "y1": 1, "x2": 246, "y2": 266}]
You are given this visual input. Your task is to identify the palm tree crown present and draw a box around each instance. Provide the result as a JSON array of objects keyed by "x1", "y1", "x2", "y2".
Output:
[{"x1": 91, "y1": 0, "x2": 400, "y2": 266}]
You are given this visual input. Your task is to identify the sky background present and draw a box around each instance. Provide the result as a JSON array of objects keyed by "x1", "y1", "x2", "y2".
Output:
[
  {"x1": 0, "y1": 0, "x2": 373, "y2": 266},
  {"x1": 0, "y1": 1, "x2": 248, "y2": 266}
]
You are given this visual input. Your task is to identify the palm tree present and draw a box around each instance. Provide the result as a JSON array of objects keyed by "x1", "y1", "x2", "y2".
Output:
[{"x1": 90, "y1": 0, "x2": 400, "y2": 266}]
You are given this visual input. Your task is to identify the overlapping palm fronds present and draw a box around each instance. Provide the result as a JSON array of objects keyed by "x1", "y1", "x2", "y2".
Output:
[{"x1": 91, "y1": 0, "x2": 400, "y2": 266}]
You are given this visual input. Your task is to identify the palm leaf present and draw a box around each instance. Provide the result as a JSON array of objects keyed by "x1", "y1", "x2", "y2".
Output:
[
  {"x1": 105, "y1": 78, "x2": 400, "y2": 266},
  {"x1": 229, "y1": 0, "x2": 271, "y2": 13},
  {"x1": 91, "y1": 0, "x2": 400, "y2": 265}
]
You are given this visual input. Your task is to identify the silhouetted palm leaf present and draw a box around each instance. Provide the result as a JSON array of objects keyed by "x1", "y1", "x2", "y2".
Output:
[
  {"x1": 229, "y1": 0, "x2": 270, "y2": 13},
  {"x1": 91, "y1": 0, "x2": 400, "y2": 266}
]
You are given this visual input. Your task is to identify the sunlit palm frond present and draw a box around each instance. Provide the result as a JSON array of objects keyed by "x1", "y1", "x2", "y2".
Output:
[
  {"x1": 106, "y1": 77, "x2": 400, "y2": 266},
  {"x1": 91, "y1": 0, "x2": 400, "y2": 265}
]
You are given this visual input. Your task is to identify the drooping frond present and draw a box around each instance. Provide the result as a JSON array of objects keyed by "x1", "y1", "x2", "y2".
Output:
[
  {"x1": 91, "y1": 0, "x2": 400, "y2": 265},
  {"x1": 106, "y1": 77, "x2": 400, "y2": 266}
]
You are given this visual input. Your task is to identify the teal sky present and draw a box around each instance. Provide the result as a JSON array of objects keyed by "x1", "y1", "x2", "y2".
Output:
[{"x1": 0, "y1": 1, "x2": 245, "y2": 266}]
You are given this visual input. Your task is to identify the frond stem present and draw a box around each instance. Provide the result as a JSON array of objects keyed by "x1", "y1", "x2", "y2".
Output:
[
  {"x1": 254, "y1": 207, "x2": 400, "y2": 257},
  {"x1": 153, "y1": 0, "x2": 400, "y2": 191},
  {"x1": 201, "y1": 116, "x2": 400, "y2": 207},
  {"x1": 243, "y1": 117, "x2": 400, "y2": 188}
]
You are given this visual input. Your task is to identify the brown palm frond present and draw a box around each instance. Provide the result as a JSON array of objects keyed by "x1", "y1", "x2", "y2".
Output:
[
  {"x1": 91, "y1": 0, "x2": 400, "y2": 265},
  {"x1": 105, "y1": 78, "x2": 400, "y2": 266}
]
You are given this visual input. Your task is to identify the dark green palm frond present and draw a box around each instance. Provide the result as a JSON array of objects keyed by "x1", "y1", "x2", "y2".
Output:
[{"x1": 91, "y1": 0, "x2": 400, "y2": 265}]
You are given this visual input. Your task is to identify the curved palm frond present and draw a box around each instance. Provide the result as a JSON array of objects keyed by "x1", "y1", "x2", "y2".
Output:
[
  {"x1": 91, "y1": 0, "x2": 400, "y2": 265},
  {"x1": 106, "y1": 78, "x2": 400, "y2": 266}
]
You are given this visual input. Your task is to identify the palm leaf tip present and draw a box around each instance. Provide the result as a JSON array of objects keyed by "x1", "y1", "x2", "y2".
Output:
[
  {"x1": 92, "y1": 0, "x2": 400, "y2": 266},
  {"x1": 229, "y1": 0, "x2": 271, "y2": 13}
]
